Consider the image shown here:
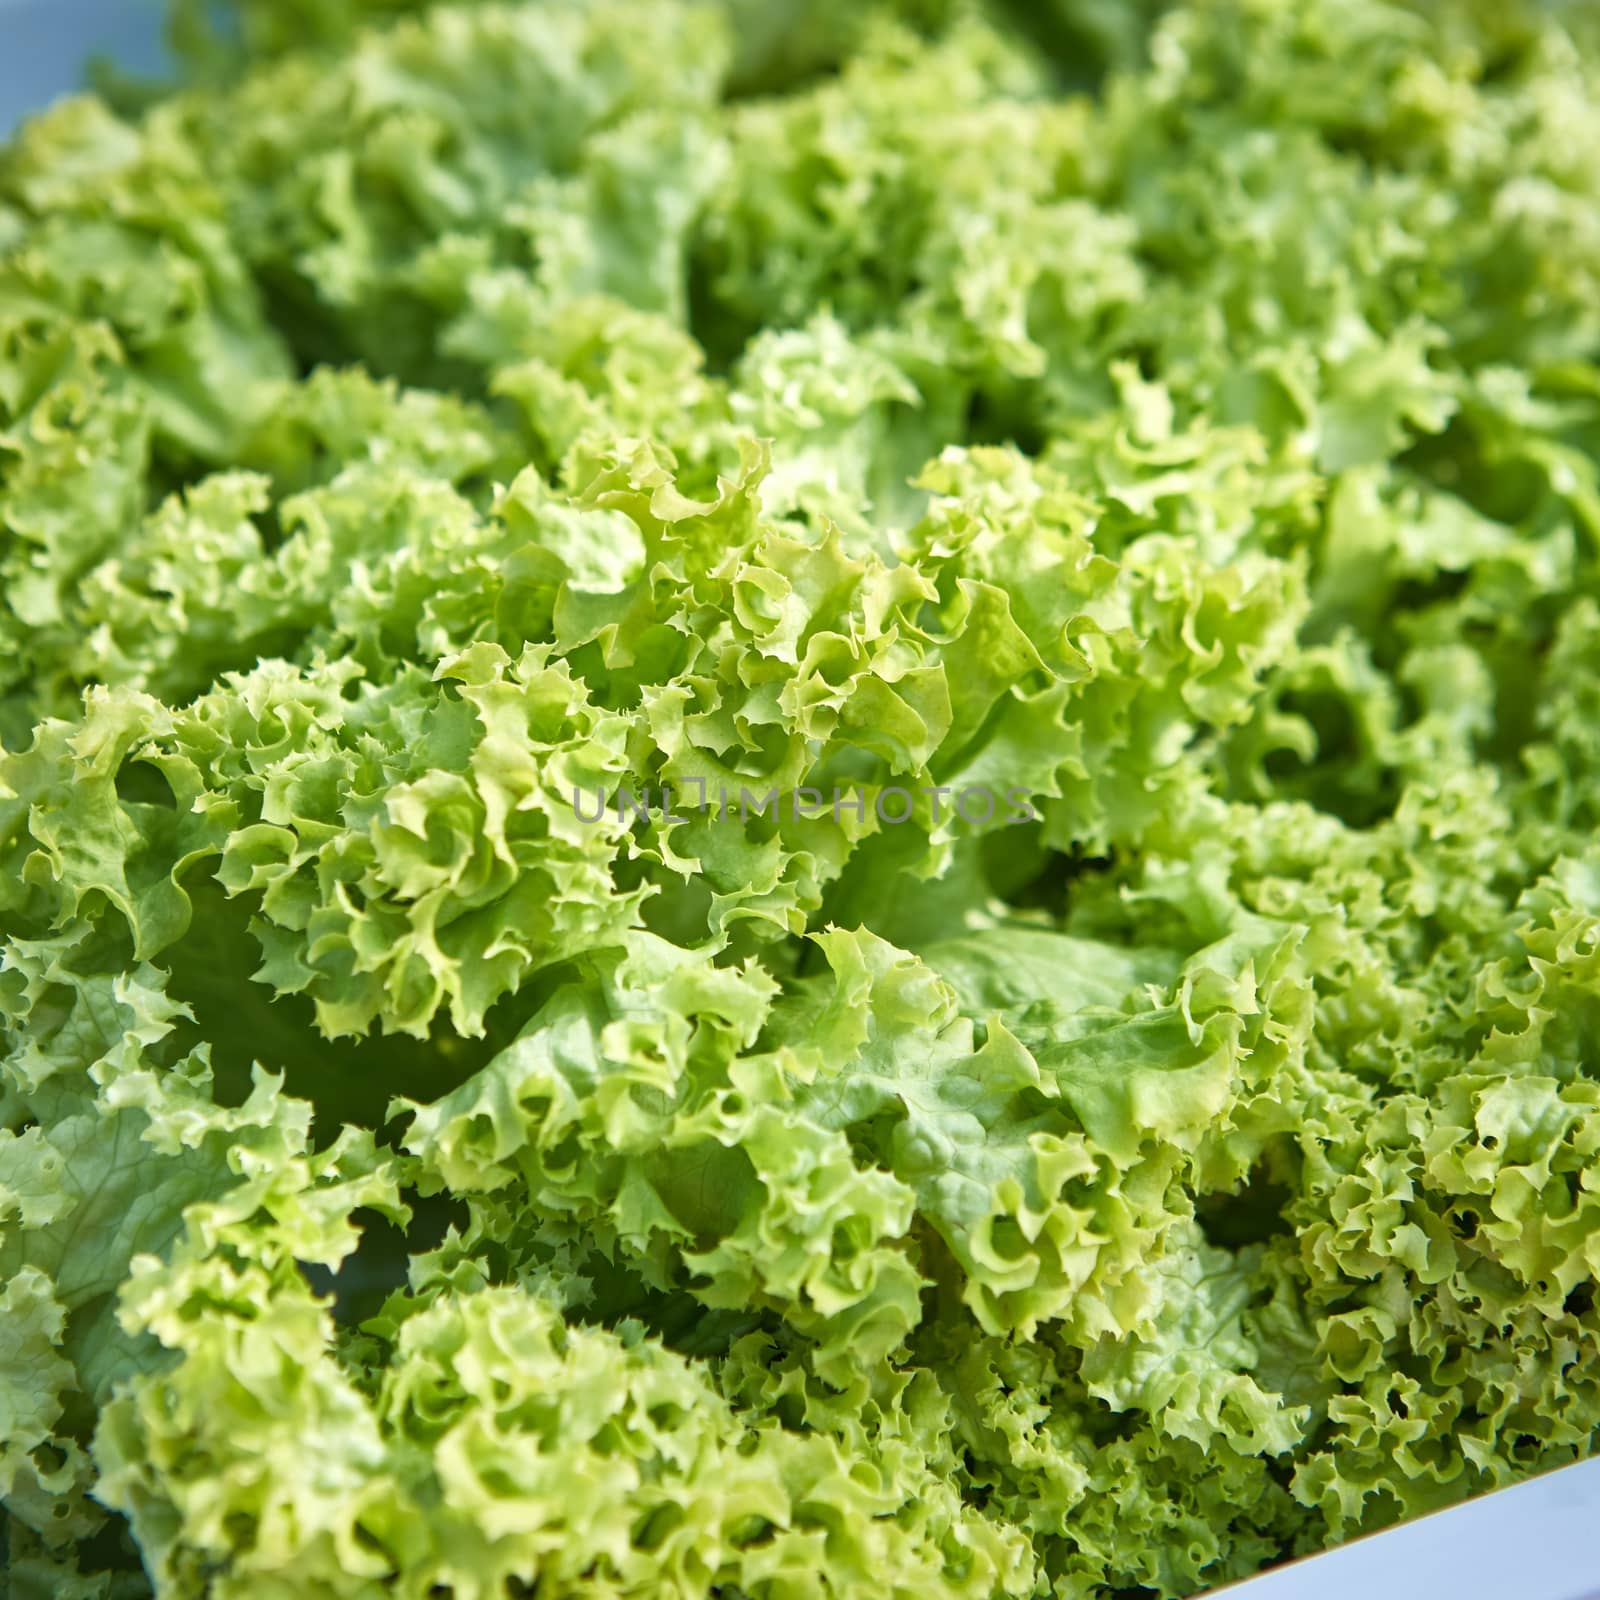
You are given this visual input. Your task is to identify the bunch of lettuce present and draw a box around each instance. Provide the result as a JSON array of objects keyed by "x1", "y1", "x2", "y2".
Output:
[{"x1": 5, "y1": 0, "x2": 1600, "y2": 1594}]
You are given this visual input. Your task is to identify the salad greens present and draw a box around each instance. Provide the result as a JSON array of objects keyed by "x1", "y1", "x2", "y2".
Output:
[{"x1": 4, "y1": 0, "x2": 1600, "y2": 1595}]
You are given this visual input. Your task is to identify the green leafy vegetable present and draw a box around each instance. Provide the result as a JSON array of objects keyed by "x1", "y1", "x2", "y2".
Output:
[{"x1": 5, "y1": 0, "x2": 1600, "y2": 1595}]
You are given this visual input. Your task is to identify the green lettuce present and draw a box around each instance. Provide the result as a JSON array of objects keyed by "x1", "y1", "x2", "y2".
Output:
[{"x1": 6, "y1": 0, "x2": 1600, "y2": 1595}]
